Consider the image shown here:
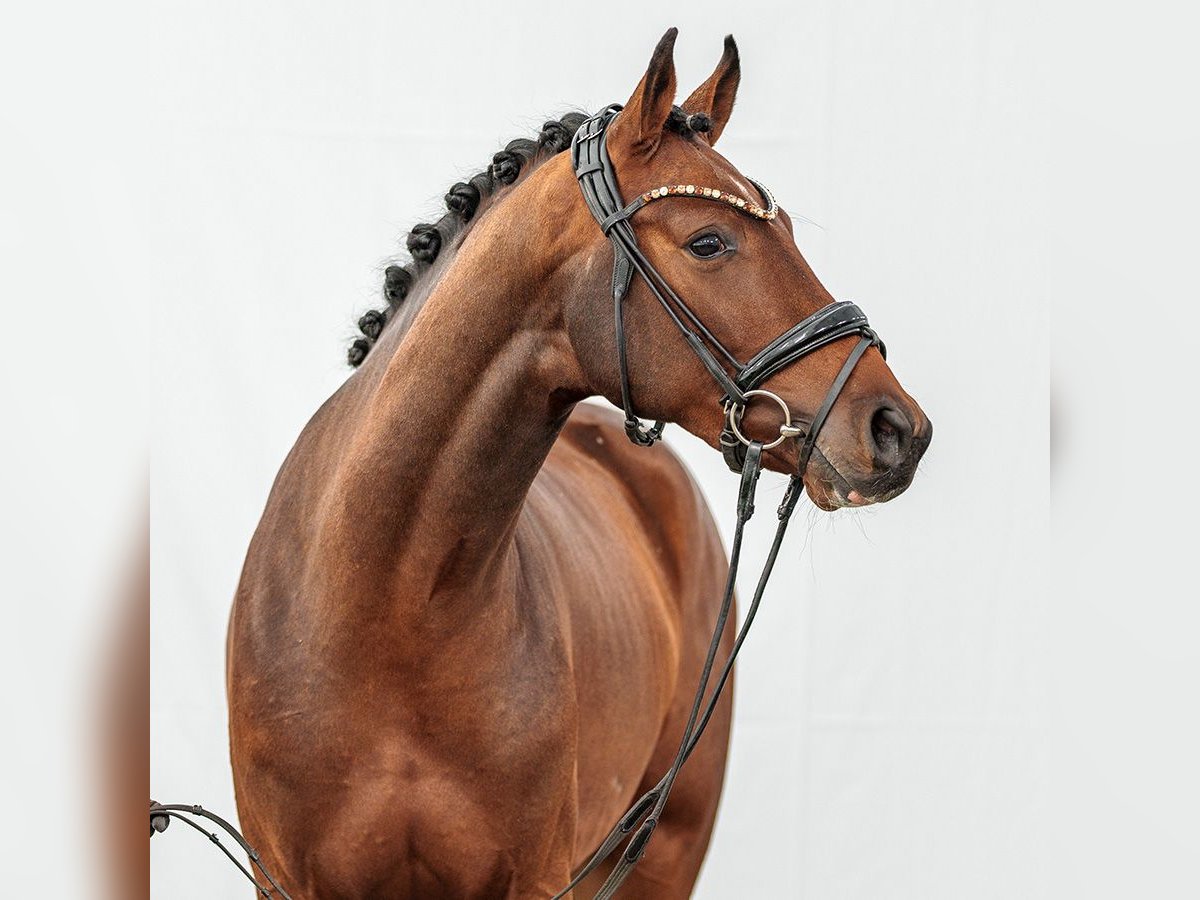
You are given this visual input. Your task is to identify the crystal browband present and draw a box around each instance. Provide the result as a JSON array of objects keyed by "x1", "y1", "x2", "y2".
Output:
[{"x1": 636, "y1": 182, "x2": 778, "y2": 221}]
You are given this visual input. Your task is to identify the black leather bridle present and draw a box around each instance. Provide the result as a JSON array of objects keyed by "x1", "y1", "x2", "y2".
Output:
[
  {"x1": 551, "y1": 106, "x2": 887, "y2": 899},
  {"x1": 571, "y1": 104, "x2": 884, "y2": 474}
]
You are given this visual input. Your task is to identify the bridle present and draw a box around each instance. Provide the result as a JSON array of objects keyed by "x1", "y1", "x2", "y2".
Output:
[
  {"x1": 550, "y1": 106, "x2": 887, "y2": 899},
  {"x1": 570, "y1": 103, "x2": 884, "y2": 474},
  {"x1": 150, "y1": 104, "x2": 888, "y2": 900}
]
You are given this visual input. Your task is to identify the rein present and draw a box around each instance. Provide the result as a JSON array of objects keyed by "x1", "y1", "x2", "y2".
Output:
[
  {"x1": 552, "y1": 106, "x2": 885, "y2": 898},
  {"x1": 151, "y1": 105, "x2": 885, "y2": 899},
  {"x1": 149, "y1": 801, "x2": 293, "y2": 898},
  {"x1": 550, "y1": 442, "x2": 796, "y2": 899}
]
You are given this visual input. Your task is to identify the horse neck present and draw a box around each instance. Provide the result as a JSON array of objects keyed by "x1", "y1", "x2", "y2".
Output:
[{"x1": 318, "y1": 163, "x2": 591, "y2": 617}]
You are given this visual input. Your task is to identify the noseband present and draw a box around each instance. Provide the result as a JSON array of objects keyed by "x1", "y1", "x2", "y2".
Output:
[
  {"x1": 571, "y1": 104, "x2": 884, "y2": 474},
  {"x1": 551, "y1": 106, "x2": 888, "y2": 899}
]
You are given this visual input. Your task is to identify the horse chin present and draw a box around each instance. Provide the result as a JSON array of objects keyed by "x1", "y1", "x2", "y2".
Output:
[
  {"x1": 802, "y1": 451, "x2": 877, "y2": 512},
  {"x1": 803, "y1": 448, "x2": 920, "y2": 511}
]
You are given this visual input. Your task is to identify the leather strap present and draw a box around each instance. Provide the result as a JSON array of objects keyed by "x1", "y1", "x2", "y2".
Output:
[
  {"x1": 554, "y1": 443, "x2": 770, "y2": 899},
  {"x1": 736, "y1": 301, "x2": 883, "y2": 390},
  {"x1": 553, "y1": 447, "x2": 809, "y2": 900},
  {"x1": 149, "y1": 801, "x2": 294, "y2": 899},
  {"x1": 796, "y1": 336, "x2": 873, "y2": 475},
  {"x1": 573, "y1": 106, "x2": 752, "y2": 445}
]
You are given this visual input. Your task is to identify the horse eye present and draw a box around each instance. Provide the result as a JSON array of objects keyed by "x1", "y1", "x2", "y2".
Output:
[{"x1": 688, "y1": 234, "x2": 726, "y2": 259}]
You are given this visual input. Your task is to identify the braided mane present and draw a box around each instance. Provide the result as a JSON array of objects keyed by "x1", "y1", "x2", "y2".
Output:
[
  {"x1": 347, "y1": 106, "x2": 714, "y2": 366},
  {"x1": 346, "y1": 113, "x2": 587, "y2": 366}
]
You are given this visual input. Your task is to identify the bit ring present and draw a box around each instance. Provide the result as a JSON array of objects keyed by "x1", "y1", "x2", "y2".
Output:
[{"x1": 726, "y1": 389, "x2": 804, "y2": 450}]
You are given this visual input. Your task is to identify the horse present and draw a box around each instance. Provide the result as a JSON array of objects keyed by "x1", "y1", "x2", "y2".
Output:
[{"x1": 227, "y1": 28, "x2": 931, "y2": 899}]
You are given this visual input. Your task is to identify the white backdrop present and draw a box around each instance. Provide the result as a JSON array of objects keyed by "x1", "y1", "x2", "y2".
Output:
[{"x1": 141, "y1": 1, "x2": 1069, "y2": 897}]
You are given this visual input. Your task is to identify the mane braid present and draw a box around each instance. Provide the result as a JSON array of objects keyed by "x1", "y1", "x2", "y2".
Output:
[{"x1": 346, "y1": 112, "x2": 590, "y2": 367}]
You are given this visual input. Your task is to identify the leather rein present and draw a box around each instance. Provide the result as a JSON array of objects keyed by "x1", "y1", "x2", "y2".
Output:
[
  {"x1": 551, "y1": 105, "x2": 885, "y2": 899},
  {"x1": 150, "y1": 105, "x2": 885, "y2": 900}
]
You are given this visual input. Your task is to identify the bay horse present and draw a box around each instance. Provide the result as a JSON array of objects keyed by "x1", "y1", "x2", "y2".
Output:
[{"x1": 228, "y1": 29, "x2": 931, "y2": 899}]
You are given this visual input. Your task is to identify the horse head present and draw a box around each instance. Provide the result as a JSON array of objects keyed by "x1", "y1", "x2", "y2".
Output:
[{"x1": 559, "y1": 29, "x2": 931, "y2": 509}]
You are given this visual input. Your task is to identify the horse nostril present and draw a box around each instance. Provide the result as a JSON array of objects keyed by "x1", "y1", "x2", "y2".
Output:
[{"x1": 869, "y1": 406, "x2": 913, "y2": 467}]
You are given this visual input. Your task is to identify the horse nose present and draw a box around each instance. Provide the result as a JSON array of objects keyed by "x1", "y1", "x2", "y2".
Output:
[{"x1": 868, "y1": 404, "x2": 916, "y2": 470}]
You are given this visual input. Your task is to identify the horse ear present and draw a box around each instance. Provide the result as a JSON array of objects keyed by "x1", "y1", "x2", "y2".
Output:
[
  {"x1": 681, "y1": 34, "x2": 741, "y2": 145},
  {"x1": 609, "y1": 27, "x2": 678, "y2": 156}
]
